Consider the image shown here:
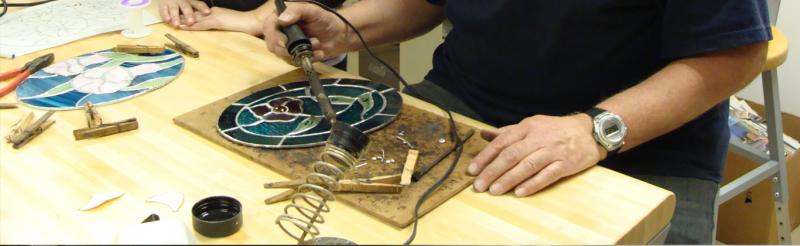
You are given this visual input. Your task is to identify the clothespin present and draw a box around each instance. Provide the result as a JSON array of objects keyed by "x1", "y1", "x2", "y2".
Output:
[
  {"x1": 112, "y1": 44, "x2": 166, "y2": 54},
  {"x1": 5, "y1": 111, "x2": 55, "y2": 149},
  {"x1": 0, "y1": 103, "x2": 17, "y2": 109},
  {"x1": 263, "y1": 174, "x2": 404, "y2": 204},
  {"x1": 400, "y1": 149, "x2": 420, "y2": 185},
  {"x1": 73, "y1": 102, "x2": 138, "y2": 140},
  {"x1": 164, "y1": 33, "x2": 199, "y2": 58}
]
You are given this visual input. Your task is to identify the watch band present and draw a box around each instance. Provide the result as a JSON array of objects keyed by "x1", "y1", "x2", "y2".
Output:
[
  {"x1": 584, "y1": 107, "x2": 619, "y2": 157},
  {"x1": 585, "y1": 107, "x2": 605, "y2": 119}
]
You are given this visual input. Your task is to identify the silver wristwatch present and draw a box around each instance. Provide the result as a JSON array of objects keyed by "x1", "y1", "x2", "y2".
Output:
[{"x1": 585, "y1": 107, "x2": 627, "y2": 156}]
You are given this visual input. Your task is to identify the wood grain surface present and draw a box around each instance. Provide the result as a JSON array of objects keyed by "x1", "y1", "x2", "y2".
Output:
[{"x1": 0, "y1": 3, "x2": 674, "y2": 244}]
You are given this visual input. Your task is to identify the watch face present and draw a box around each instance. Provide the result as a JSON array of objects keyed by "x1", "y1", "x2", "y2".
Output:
[
  {"x1": 600, "y1": 117, "x2": 625, "y2": 143},
  {"x1": 594, "y1": 112, "x2": 627, "y2": 150}
]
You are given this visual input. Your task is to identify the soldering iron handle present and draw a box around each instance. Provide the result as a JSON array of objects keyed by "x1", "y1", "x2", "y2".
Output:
[{"x1": 274, "y1": 0, "x2": 312, "y2": 56}]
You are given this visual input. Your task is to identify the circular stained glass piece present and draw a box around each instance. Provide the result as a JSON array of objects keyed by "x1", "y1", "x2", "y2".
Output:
[
  {"x1": 217, "y1": 78, "x2": 402, "y2": 148},
  {"x1": 16, "y1": 49, "x2": 184, "y2": 110}
]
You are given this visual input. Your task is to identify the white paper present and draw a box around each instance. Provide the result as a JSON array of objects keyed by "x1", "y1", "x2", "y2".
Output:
[
  {"x1": 79, "y1": 191, "x2": 125, "y2": 211},
  {"x1": 0, "y1": 0, "x2": 160, "y2": 58},
  {"x1": 146, "y1": 192, "x2": 184, "y2": 212}
]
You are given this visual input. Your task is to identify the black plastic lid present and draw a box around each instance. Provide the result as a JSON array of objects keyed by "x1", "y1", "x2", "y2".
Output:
[{"x1": 191, "y1": 196, "x2": 243, "y2": 238}]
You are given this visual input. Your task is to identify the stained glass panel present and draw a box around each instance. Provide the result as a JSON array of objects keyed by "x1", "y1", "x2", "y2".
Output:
[
  {"x1": 16, "y1": 49, "x2": 184, "y2": 110},
  {"x1": 217, "y1": 78, "x2": 402, "y2": 148}
]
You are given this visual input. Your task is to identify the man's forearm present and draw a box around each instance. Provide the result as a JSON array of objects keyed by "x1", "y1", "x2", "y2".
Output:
[
  {"x1": 596, "y1": 42, "x2": 768, "y2": 152},
  {"x1": 338, "y1": 0, "x2": 444, "y2": 51}
]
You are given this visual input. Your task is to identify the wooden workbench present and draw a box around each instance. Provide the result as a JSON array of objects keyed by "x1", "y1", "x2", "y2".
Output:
[{"x1": 0, "y1": 8, "x2": 674, "y2": 244}]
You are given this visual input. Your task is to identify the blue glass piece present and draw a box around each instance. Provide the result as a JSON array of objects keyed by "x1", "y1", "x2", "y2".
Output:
[
  {"x1": 76, "y1": 90, "x2": 142, "y2": 107},
  {"x1": 281, "y1": 133, "x2": 329, "y2": 147},
  {"x1": 300, "y1": 97, "x2": 324, "y2": 116},
  {"x1": 236, "y1": 107, "x2": 260, "y2": 125},
  {"x1": 218, "y1": 79, "x2": 402, "y2": 148},
  {"x1": 218, "y1": 105, "x2": 243, "y2": 130},
  {"x1": 128, "y1": 63, "x2": 181, "y2": 86},
  {"x1": 382, "y1": 91, "x2": 403, "y2": 114},
  {"x1": 335, "y1": 98, "x2": 366, "y2": 123},
  {"x1": 223, "y1": 128, "x2": 284, "y2": 145},
  {"x1": 15, "y1": 75, "x2": 73, "y2": 97},
  {"x1": 21, "y1": 90, "x2": 87, "y2": 108},
  {"x1": 242, "y1": 118, "x2": 305, "y2": 137}
]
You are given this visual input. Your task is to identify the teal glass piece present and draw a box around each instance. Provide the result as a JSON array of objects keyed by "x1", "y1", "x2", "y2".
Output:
[{"x1": 217, "y1": 78, "x2": 402, "y2": 148}]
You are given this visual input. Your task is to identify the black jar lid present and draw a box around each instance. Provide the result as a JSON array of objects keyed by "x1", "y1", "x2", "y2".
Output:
[{"x1": 191, "y1": 196, "x2": 243, "y2": 238}]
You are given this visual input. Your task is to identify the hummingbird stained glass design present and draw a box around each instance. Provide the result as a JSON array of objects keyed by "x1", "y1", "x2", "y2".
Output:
[{"x1": 217, "y1": 78, "x2": 402, "y2": 148}]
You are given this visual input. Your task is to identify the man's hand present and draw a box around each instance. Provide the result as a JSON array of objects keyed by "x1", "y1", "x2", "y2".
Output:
[
  {"x1": 263, "y1": 2, "x2": 353, "y2": 64},
  {"x1": 469, "y1": 114, "x2": 607, "y2": 197},
  {"x1": 158, "y1": 0, "x2": 211, "y2": 27}
]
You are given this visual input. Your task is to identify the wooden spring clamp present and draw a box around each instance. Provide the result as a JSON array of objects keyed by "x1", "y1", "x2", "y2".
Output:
[
  {"x1": 5, "y1": 111, "x2": 55, "y2": 149},
  {"x1": 263, "y1": 174, "x2": 404, "y2": 204},
  {"x1": 73, "y1": 103, "x2": 138, "y2": 140}
]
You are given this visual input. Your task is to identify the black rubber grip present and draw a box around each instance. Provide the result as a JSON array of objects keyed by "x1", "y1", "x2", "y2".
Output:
[{"x1": 275, "y1": 0, "x2": 312, "y2": 54}]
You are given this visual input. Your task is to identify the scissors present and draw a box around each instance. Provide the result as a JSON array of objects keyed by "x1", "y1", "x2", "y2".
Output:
[{"x1": 0, "y1": 53, "x2": 54, "y2": 97}]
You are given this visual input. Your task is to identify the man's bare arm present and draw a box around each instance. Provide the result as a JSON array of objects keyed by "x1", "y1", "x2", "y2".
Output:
[
  {"x1": 337, "y1": 0, "x2": 445, "y2": 51},
  {"x1": 596, "y1": 42, "x2": 768, "y2": 153}
]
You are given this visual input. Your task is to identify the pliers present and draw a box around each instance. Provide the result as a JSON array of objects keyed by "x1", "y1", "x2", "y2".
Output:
[{"x1": 0, "y1": 53, "x2": 54, "y2": 97}]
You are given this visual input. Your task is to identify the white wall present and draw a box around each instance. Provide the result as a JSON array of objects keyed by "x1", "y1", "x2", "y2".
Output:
[
  {"x1": 399, "y1": 25, "x2": 443, "y2": 85},
  {"x1": 736, "y1": 0, "x2": 800, "y2": 116}
]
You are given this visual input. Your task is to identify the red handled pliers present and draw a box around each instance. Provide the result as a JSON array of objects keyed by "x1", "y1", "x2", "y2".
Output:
[{"x1": 0, "y1": 53, "x2": 54, "y2": 97}]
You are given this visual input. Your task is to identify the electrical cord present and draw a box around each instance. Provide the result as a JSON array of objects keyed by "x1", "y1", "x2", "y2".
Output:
[
  {"x1": 1, "y1": 0, "x2": 55, "y2": 18},
  {"x1": 285, "y1": 1, "x2": 465, "y2": 245}
]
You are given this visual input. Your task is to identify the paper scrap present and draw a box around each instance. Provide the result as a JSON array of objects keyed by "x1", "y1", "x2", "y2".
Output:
[
  {"x1": 79, "y1": 191, "x2": 124, "y2": 211},
  {"x1": 146, "y1": 192, "x2": 183, "y2": 212}
]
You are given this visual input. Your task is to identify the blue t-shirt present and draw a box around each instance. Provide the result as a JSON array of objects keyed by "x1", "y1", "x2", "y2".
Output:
[{"x1": 424, "y1": 0, "x2": 772, "y2": 182}]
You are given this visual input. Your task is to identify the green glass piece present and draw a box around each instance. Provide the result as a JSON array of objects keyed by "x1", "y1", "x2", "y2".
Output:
[{"x1": 290, "y1": 116, "x2": 322, "y2": 135}]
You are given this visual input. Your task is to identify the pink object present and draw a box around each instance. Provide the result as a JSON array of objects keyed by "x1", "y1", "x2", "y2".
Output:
[
  {"x1": 120, "y1": 0, "x2": 150, "y2": 8},
  {"x1": 71, "y1": 63, "x2": 159, "y2": 94},
  {"x1": 43, "y1": 54, "x2": 109, "y2": 76}
]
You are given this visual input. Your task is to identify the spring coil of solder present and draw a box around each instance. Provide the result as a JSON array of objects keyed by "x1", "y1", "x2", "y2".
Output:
[{"x1": 276, "y1": 144, "x2": 358, "y2": 243}]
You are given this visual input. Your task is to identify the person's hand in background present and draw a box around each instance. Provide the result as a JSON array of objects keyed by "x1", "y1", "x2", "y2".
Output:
[
  {"x1": 158, "y1": 0, "x2": 211, "y2": 27},
  {"x1": 179, "y1": 7, "x2": 264, "y2": 36}
]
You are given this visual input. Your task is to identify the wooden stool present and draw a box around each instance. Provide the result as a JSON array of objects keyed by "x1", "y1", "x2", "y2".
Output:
[{"x1": 716, "y1": 27, "x2": 792, "y2": 244}]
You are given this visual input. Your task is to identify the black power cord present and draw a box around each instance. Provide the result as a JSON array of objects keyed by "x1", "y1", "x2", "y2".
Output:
[
  {"x1": 1, "y1": 0, "x2": 55, "y2": 18},
  {"x1": 285, "y1": 1, "x2": 465, "y2": 245}
]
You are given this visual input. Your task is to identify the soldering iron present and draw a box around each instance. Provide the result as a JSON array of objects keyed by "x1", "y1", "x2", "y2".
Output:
[
  {"x1": 274, "y1": 0, "x2": 337, "y2": 122},
  {"x1": 275, "y1": 0, "x2": 369, "y2": 169},
  {"x1": 272, "y1": 1, "x2": 464, "y2": 244}
]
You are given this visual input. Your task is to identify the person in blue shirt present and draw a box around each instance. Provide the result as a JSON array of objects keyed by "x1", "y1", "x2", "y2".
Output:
[{"x1": 263, "y1": 0, "x2": 771, "y2": 243}]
